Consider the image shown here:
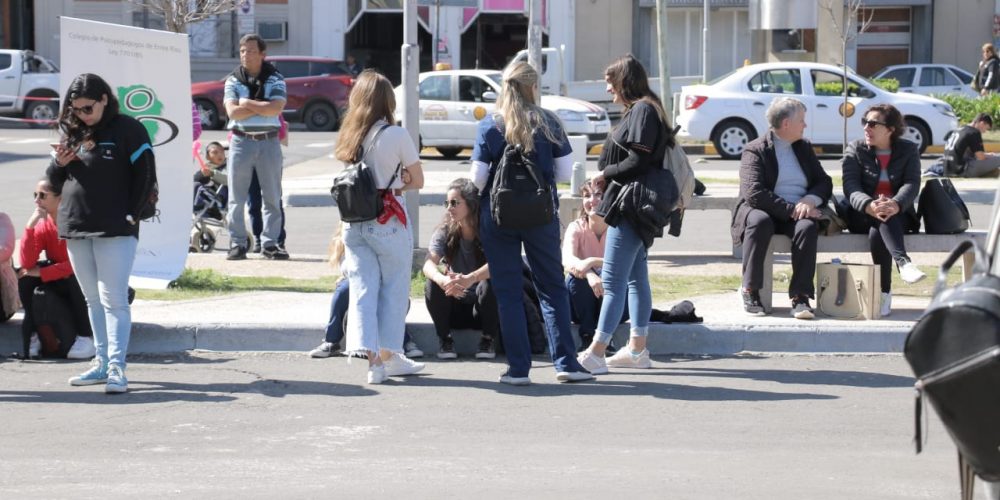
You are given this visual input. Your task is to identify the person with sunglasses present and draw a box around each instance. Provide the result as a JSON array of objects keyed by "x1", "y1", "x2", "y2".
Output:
[
  {"x1": 421, "y1": 178, "x2": 500, "y2": 360},
  {"x1": 17, "y1": 177, "x2": 95, "y2": 360},
  {"x1": 47, "y1": 73, "x2": 157, "y2": 393},
  {"x1": 842, "y1": 104, "x2": 927, "y2": 317}
]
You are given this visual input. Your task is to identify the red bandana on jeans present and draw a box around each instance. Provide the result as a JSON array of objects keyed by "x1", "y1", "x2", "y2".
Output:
[{"x1": 377, "y1": 191, "x2": 407, "y2": 227}]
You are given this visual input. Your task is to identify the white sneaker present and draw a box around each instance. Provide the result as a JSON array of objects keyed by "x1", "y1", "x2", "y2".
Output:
[
  {"x1": 577, "y1": 350, "x2": 609, "y2": 375},
  {"x1": 498, "y1": 372, "x2": 531, "y2": 386},
  {"x1": 403, "y1": 341, "x2": 424, "y2": 358},
  {"x1": 899, "y1": 262, "x2": 927, "y2": 284},
  {"x1": 606, "y1": 348, "x2": 652, "y2": 369},
  {"x1": 383, "y1": 353, "x2": 425, "y2": 377},
  {"x1": 28, "y1": 334, "x2": 40, "y2": 358},
  {"x1": 880, "y1": 292, "x2": 892, "y2": 317},
  {"x1": 556, "y1": 370, "x2": 594, "y2": 383},
  {"x1": 66, "y1": 336, "x2": 96, "y2": 359},
  {"x1": 308, "y1": 341, "x2": 339, "y2": 358},
  {"x1": 367, "y1": 364, "x2": 386, "y2": 384}
]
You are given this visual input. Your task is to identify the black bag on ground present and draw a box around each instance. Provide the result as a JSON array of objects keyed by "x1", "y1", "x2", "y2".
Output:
[
  {"x1": 490, "y1": 144, "x2": 553, "y2": 230},
  {"x1": 904, "y1": 239, "x2": 1000, "y2": 499},
  {"x1": 30, "y1": 286, "x2": 78, "y2": 358},
  {"x1": 331, "y1": 124, "x2": 391, "y2": 223},
  {"x1": 919, "y1": 178, "x2": 970, "y2": 234}
]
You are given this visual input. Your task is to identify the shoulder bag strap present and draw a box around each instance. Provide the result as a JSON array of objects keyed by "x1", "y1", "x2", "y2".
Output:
[{"x1": 360, "y1": 123, "x2": 392, "y2": 163}]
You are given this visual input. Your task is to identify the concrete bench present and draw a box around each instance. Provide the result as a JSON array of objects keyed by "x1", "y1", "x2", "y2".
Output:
[
  {"x1": 757, "y1": 230, "x2": 988, "y2": 312},
  {"x1": 557, "y1": 193, "x2": 739, "y2": 224}
]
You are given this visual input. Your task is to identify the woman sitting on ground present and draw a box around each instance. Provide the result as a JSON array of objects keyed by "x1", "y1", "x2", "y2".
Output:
[
  {"x1": 841, "y1": 103, "x2": 927, "y2": 317},
  {"x1": 17, "y1": 177, "x2": 95, "y2": 359},
  {"x1": 422, "y1": 178, "x2": 500, "y2": 360}
]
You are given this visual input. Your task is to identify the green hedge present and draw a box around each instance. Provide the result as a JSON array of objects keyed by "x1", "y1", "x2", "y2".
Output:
[
  {"x1": 933, "y1": 94, "x2": 1000, "y2": 125},
  {"x1": 812, "y1": 78, "x2": 898, "y2": 97}
]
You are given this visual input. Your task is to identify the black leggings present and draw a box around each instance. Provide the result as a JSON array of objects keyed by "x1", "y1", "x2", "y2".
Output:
[
  {"x1": 866, "y1": 215, "x2": 909, "y2": 293},
  {"x1": 424, "y1": 278, "x2": 500, "y2": 341},
  {"x1": 17, "y1": 275, "x2": 92, "y2": 356}
]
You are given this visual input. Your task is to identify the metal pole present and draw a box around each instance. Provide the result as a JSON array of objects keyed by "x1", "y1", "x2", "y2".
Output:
[
  {"x1": 527, "y1": 0, "x2": 542, "y2": 76},
  {"x1": 402, "y1": 0, "x2": 420, "y2": 247},
  {"x1": 656, "y1": 0, "x2": 672, "y2": 118},
  {"x1": 703, "y1": 0, "x2": 709, "y2": 82},
  {"x1": 433, "y1": 0, "x2": 441, "y2": 66}
]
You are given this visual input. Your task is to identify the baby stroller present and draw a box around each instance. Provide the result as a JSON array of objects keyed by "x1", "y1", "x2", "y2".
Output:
[{"x1": 190, "y1": 183, "x2": 230, "y2": 253}]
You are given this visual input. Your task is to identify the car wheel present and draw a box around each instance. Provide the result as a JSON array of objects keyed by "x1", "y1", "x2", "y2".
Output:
[
  {"x1": 304, "y1": 102, "x2": 337, "y2": 131},
  {"x1": 436, "y1": 146, "x2": 463, "y2": 159},
  {"x1": 903, "y1": 118, "x2": 930, "y2": 154},
  {"x1": 25, "y1": 100, "x2": 58, "y2": 128},
  {"x1": 712, "y1": 120, "x2": 755, "y2": 159},
  {"x1": 195, "y1": 99, "x2": 223, "y2": 130}
]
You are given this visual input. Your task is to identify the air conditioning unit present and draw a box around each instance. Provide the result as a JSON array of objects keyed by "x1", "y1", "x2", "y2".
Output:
[{"x1": 258, "y1": 21, "x2": 287, "y2": 42}]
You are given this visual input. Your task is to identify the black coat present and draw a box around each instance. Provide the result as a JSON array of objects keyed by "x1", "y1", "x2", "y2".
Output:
[
  {"x1": 841, "y1": 138, "x2": 921, "y2": 214},
  {"x1": 730, "y1": 132, "x2": 833, "y2": 245}
]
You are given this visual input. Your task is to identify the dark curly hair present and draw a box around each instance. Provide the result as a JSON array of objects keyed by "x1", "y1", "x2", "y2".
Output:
[
  {"x1": 863, "y1": 103, "x2": 905, "y2": 142},
  {"x1": 440, "y1": 178, "x2": 484, "y2": 267},
  {"x1": 57, "y1": 73, "x2": 120, "y2": 150}
]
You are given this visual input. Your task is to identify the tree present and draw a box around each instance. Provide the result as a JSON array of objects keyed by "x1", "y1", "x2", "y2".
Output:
[
  {"x1": 820, "y1": 0, "x2": 873, "y2": 151},
  {"x1": 131, "y1": 0, "x2": 238, "y2": 34}
]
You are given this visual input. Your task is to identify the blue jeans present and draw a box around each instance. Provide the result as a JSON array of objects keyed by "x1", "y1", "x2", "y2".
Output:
[
  {"x1": 325, "y1": 278, "x2": 414, "y2": 347},
  {"x1": 567, "y1": 273, "x2": 627, "y2": 339},
  {"x1": 342, "y1": 205, "x2": 412, "y2": 354},
  {"x1": 227, "y1": 135, "x2": 283, "y2": 248},
  {"x1": 249, "y1": 170, "x2": 286, "y2": 245},
  {"x1": 65, "y1": 236, "x2": 138, "y2": 368},
  {"x1": 595, "y1": 220, "x2": 651, "y2": 345},
  {"x1": 479, "y1": 201, "x2": 587, "y2": 377}
]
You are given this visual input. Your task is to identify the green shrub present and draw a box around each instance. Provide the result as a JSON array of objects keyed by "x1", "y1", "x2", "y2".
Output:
[
  {"x1": 934, "y1": 94, "x2": 1000, "y2": 125},
  {"x1": 871, "y1": 78, "x2": 899, "y2": 93}
]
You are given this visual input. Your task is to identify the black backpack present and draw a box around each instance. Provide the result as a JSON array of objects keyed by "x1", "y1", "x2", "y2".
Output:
[
  {"x1": 489, "y1": 143, "x2": 553, "y2": 230},
  {"x1": 904, "y1": 239, "x2": 1000, "y2": 500},
  {"x1": 919, "y1": 178, "x2": 971, "y2": 234},
  {"x1": 331, "y1": 124, "x2": 395, "y2": 223}
]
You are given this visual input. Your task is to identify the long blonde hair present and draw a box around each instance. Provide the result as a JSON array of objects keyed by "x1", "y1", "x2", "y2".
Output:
[
  {"x1": 494, "y1": 62, "x2": 560, "y2": 153},
  {"x1": 328, "y1": 223, "x2": 345, "y2": 273},
  {"x1": 334, "y1": 70, "x2": 396, "y2": 163}
]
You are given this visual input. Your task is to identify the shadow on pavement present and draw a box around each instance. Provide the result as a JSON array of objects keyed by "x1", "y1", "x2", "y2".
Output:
[{"x1": 637, "y1": 365, "x2": 914, "y2": 388}]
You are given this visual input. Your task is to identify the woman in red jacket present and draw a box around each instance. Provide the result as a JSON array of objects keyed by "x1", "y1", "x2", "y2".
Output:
[{"x1": 18, "y1": 177, "x2": 94, "y2": 359}]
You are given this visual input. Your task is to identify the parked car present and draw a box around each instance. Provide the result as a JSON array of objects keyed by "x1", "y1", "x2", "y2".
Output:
[
  {"x1": 0, "y1": 49, "x2": 59, "y2": 126},
  {"x1": 192, "y1": 56, "x2": 353, "y2": 131},
  {"x1": 871, "y1": 64, "x2": 977, "y2": 98},
  {"x1": 394, "y1": 69, "x2": 611, "y2": 158},
  {"x1": 676, "y1": 62, "x2": 959, "y2": 159}
]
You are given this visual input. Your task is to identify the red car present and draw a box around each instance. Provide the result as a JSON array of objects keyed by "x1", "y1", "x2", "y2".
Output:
[{"x1": 192, "y1": 56, "x2": 354, "y2": 131}]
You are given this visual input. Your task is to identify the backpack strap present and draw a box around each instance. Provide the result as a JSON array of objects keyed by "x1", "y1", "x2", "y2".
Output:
[{"x1": 359, "y1": 123, "x2": 392, "y2": 163}]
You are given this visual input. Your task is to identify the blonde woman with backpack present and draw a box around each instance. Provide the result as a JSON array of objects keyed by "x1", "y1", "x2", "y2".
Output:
[
  {"x1": 470, "y1": 61, "x2": 592, "y2": 385},
  {"x1": 333, "y1": 70, "x2": 424, "y2": 384}
]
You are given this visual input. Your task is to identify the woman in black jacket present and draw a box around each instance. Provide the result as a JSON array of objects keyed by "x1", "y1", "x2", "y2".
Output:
[
  {"x1": 841, "y1": 103, "x2": 926, "y2": 318},
  {"x1": 47, "y1": 73, "x2": 156, "y2": 394},
  {"x1": 977, "y1": 43, "x2": 1000, "y2": 96},
  {"x1": 577, "y1": 54, "x2": 674, "y2": 375}
]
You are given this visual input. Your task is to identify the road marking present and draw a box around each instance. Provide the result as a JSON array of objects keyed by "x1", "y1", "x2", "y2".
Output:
[
  {"x1": 305, "y1": 142, "x2": 333, "y2": 148},
  {"x1": 7, "y1": 138, "x2": 48, "y2": 144}
]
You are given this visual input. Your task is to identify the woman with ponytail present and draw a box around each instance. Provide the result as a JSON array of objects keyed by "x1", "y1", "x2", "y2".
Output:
[{"x1": 470, "y1": 62, "x2": 592, "y2": 385}]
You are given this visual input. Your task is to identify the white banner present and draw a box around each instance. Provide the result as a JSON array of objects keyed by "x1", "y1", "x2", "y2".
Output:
[{"x1": 60, "y1": 17, "x2": 192, "y2": 288}]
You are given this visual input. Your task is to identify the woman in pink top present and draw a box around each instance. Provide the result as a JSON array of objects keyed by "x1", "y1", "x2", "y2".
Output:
[{"x1": 17, "y1": 177, "x2": 94, "y2": 359}]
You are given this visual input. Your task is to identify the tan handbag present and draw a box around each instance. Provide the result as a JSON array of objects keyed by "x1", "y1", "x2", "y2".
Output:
[{"x1": 816, "y1": 262, "x2": 881, "y2": 320}]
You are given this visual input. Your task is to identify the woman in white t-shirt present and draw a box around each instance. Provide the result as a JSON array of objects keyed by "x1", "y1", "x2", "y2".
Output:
[{"x1": 333, "y1": 70, "x2": 425, "y2": 384}]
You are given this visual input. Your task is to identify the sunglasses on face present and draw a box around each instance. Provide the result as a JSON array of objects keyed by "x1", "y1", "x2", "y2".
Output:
[
  {"x1": 69, "y1": 102, "x2": 97, "y2": 116},
  {"x1": 33, "y1": 191, "x2": 48, "y2": 200},
  {"x1": 861, "y1": 118, "x2": 888, "y2": 129},
  {"x1": 444, "y1": 199, "x2": 461, "y2": 208}
]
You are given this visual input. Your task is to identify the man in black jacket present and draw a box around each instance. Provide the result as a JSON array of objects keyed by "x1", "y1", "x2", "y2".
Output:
[{"x1": 731, "y1": 97, "x2": 833, "y2": 318}]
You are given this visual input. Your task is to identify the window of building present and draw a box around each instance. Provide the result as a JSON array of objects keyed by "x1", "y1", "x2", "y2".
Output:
[
  {"x1": 419, "y1": 75, "x2": 451, "y2": 100},
  {"x1": 747, "y1": 69, "x2": 801, "y2": 94}
]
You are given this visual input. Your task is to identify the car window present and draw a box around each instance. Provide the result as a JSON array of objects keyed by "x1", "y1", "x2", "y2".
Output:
[
  {"x1": 920, "y1": 67, "x2": 960, "y2": 87},
  {"x1": 419, "y1": 75, "x2": 451, "y2": 100},
  {"x1": 747, "y1": 69, "x2": 801, "y2": 94},
  {"x1": 881, "y1": 68, "x2": 915, "y2": 87},
  {"x1": 812, "y1": 70, "x2": 873, "y2": 98},
  {"x1": 458, "y1": 76, "x2": 492, "y2": 102},
  {"x1": 311, "y1": 61, "x2": 351, "y2": 77},
  {"x1": 949, "y1": 67, "x2": 974, "y2": 85},
  {"x1": 272, "y1": 60, "x2": 309, "y2": 79},
  {"x1": 0, "y1": 54, "x2": 11, "y2": 71}
]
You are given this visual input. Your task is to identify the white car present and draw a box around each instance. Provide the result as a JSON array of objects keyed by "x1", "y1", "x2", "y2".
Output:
[
  {"x1": 872, "y1": 64, "x2": 977, "y2": 98},
  {"x1": 394, "y1": 69, "x2": 611, "y2": 158},
  {"x1": 675, "y1": 62, "x2": 959, "y2": 159}
]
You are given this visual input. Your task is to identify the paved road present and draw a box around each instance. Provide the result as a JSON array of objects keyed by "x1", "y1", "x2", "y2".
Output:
[{"x1": 0, "y1": 353, "x2": 961, "y2": 499}]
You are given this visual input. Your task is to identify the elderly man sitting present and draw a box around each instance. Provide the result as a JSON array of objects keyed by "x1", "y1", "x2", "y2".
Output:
[{"x1": 730, "y1": 97, "x2": 834, "y2": 319}]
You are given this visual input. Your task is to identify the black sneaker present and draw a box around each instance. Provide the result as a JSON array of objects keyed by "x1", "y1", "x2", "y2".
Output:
[
  {"x1": 262, "y1": 244, "x2": 289, "y2": 260},
  {"x1": 251, "y1": 240, "x2": 262, "y2": 254},
  {"x1": 227, "y1": 245, "x2": 247, "y2": 261},
  {"x1": 436, "y1": 338, "x2": 457, "y2": 359},
  {"x1": 790, "y1": 295, "x2": 814, "y2": 320},
  {"x1": 475, "y1": 336, "x2": 496, "y2": 359},
  {"x1": 741, "y1": 288, "x2": 765, "y2": 316}
]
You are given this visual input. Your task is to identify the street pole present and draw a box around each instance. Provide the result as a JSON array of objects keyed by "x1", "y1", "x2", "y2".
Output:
[
  {"x1": 656, "y1": 0, "x2": 673, "y2": 119},
  {"x1": 527, "y1": 0, "x2": 542, "y2": 76},
  {"x1": 402, "y1": 0, "x2": 420, "y2": 246},
  {"x1": 703, "y1": 0, "x2": 709, "y2": 82},
  {"x1": 433, "y1": 0, "x2": 441, "y2": 66}
]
